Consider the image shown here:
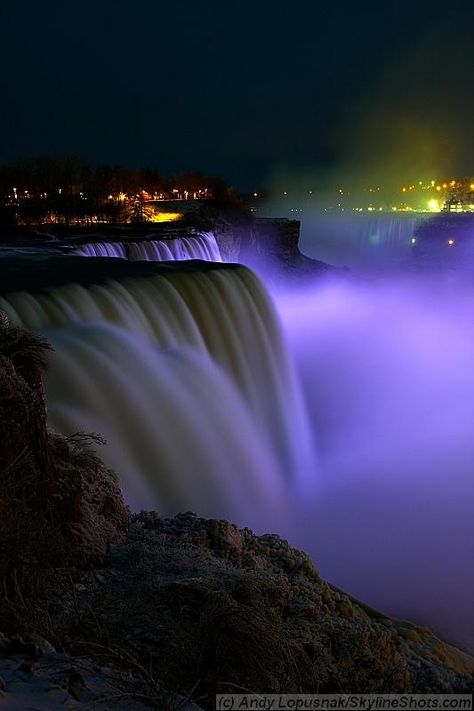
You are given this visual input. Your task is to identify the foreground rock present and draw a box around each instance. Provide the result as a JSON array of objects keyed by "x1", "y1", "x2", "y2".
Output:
[
  {"x1": 0, "y1": 633, "x2": 204, "y2": 709},
  {"x1": 0, "y1": 636, "x2": 151, "y2": 709},
  {"x1": 23, "y1": 513, "x2": 470, "y2": 706},
  {"x1": 3, "y1": 514, "x2": 473, "y2": 708}
]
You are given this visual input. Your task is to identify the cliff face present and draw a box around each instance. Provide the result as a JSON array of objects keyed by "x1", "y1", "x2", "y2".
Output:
[
  {"x1": 214, "y1": 217, "x2": 333, "y2": 286},
  {"x1": 214, "y1": 217, "x2": 301, "y2": 263}
]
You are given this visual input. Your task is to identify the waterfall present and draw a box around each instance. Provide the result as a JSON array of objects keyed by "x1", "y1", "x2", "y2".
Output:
[
  {"x1": 74, "y1": 242, "x2": 127, "y2": 258},
  {"x1": 1, "y1": 262, "x2": 314, "y2": 527},
  {"x1": 73, "y1": 232, "x2": 222, "y2": 263},
  {"x1": 299, "y1": 213, "x2": 424, "y2": 269}
]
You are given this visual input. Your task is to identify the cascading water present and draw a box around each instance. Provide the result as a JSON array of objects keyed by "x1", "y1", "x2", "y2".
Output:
[
  {"x1": 75, "y1": 242, "x2": 127, "y2": 258},
  {"x1": 0, "y1": 261, "x2": 315, "y2": 530},
  {"x1": 126, "y1": 232, "x2": 222, "y2": 262},
  {"x1": 73, "y1": 231, "x2": 222, "y2": 263},
  {"x1": 299, "y1": 212, "x2": 424, "y2": 270}
]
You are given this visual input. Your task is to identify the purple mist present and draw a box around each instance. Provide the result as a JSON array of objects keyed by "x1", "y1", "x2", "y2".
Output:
[{"x1": 274, "y1": 270, "x2": 474, "y2": 653}]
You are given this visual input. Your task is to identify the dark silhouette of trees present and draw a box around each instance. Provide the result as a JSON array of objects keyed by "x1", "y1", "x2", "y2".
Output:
[{"x1": 0, "y1": 154, "x2": 237, "y2": 226}]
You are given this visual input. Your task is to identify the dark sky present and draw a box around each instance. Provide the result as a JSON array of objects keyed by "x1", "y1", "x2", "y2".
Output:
[{"x1": 0, "y1": 0, "x2": 473, "y2": 189}]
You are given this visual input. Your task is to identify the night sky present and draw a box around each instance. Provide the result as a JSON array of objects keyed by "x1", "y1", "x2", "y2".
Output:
[{"x1": 1, "y1": 0, "x2": 473, "y2": 189}]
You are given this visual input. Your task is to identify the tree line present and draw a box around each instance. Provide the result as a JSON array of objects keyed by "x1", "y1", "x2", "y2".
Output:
[{"x1": 0, "y1": 154, "x2": 234, "y2": 202}]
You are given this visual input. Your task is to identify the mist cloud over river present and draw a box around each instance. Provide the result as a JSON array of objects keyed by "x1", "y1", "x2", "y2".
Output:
[{"x1": 276, "y1": 269, "x2": 474, "y2": 652}]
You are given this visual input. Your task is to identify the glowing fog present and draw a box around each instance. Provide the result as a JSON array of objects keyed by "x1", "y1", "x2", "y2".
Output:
[{"x1": 276, "y1": 270, "x2": 474, "y2": 653}]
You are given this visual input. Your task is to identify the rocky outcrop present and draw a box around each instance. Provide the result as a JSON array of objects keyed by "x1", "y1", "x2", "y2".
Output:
[
  {"x1": 214, "y1": 216, "x2": 332, "y2": 283},
  {"x1": 39, "y1": 512, "x2": 473, "y2": 704},
  {"x1": 2, "y1": 514, "x2": 473, "y2": 708},
  {"x1": 0, "y1": 322, "x2": 127, "y2": 611}
]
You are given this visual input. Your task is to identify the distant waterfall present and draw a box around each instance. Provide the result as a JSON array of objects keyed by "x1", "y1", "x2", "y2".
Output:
[
  {"x1": 1, "y1": 265, "x2": 314, "y2": 526},
  {"x1": 348, "y1": 215, "x2": 420, "y2": 247},
  {"x1": 300, "y1": 213, "x2": 423, "y2": 269},
  {"x1": 73, "y1": 232, "x2": 222, "y2": 263}
]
